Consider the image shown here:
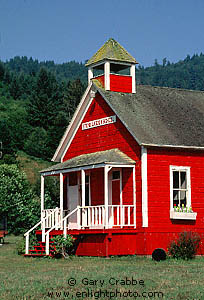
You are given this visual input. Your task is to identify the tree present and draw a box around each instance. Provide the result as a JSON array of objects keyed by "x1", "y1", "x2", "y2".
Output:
[
  {"x1": 27, "y1": 68, "x2": 64, "y2": 130},
  {"x1": 9, "y1": 75, "x2": 22, "y2": 100},
  {"x1": 63, "y1": 79, "x2": 85, "y2": 120},
  {"x1": 0, "y1": 164, "x2": 40, "y2": 234},
  {"x1": 0, "y1": 62, "x2": 5, "y2": 81},
  {"x1": 24, "y1": 127, "x2": 48, "y2": 159}
]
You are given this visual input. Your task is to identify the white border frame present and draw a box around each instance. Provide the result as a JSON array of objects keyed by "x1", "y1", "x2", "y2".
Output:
[
  {"x1": 170, "y1": 165, "x2": 191, "y2": 212},
  {"x1": 141, "y1": 146, "x2": 148, "y2": 227}
]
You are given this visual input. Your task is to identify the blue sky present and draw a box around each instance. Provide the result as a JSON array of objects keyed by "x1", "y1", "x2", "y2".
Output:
[{"x1": 0, "y1": 0, "x2": 204, "y2": 67}]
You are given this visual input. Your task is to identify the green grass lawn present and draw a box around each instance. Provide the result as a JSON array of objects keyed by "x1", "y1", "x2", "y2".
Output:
[{"x1": 0, "y1": 236, "x2": 204, "y2": 300}]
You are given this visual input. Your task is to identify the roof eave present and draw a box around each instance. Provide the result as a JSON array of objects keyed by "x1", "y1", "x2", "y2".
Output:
[{"x1": 141, "y1": 143, "x2": 204, "y2": 150}]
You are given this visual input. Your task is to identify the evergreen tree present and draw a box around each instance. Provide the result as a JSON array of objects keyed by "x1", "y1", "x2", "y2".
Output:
[{"x1": 27, "y1": 68, "x2": 64, "y2": 129}]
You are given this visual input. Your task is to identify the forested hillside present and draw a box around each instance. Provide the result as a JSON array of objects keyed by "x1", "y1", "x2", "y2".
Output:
[
  {"x1": 0, "y1": 59, "x2": 86, "y2": 162},
  {"x1": 137, "y1": 53, "x2": 204, "y2": 91},
  {"x1": 0, "y1": 52, "x2": 204, "y2": 163}
]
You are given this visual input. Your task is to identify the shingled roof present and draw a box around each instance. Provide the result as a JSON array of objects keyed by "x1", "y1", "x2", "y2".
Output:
[
  {"x1": 93, "y1": 81, "x2": 204, "y2": 148},
  {"x1": 85, "y1": 38, "x2": 138, "y2": 67},
  {"x1": 42, "y1": 149, "x2": 135, "y2": 174}
]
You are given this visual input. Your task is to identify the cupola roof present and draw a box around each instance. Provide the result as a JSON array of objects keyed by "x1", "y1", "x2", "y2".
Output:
[{"x1": 85, "y1": 38, "x2": 138, "y2": 67}]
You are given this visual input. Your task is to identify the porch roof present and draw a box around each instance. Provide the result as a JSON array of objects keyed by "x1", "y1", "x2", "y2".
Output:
[{"x1": 40, "y1": 149, "x2": 135, "y2": 175}]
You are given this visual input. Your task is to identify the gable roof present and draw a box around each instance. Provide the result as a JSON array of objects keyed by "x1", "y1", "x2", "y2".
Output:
[
  {"x1": 42, "y1": 149, "x2": 135, "y2": 174},
  {"x1": 53, "y1": 81, "x2": 204, "y2": 162},
  {"x1": 85, "y1": 38, "x2": 138, "y2": 67},
  {"x1": 94, "y1": 81, "x2": 204, "y2": 149}
]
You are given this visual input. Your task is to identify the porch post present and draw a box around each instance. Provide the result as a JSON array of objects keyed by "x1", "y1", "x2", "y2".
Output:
[
  {"x1": 104, "y1": 166, "x2": 109, "y2": 228},
  {"x1": 81, "y1": 169, "x2": 85, "y2": 207},
  {"x1": 41, "y1": 175, "x2": 44, "y2": 221},
  {"x1": 60, "y1": 173, "x2": 63, "y2": 229},
  {"x1": 81, "y1": 169, "x2": 86, "y2": 227}
]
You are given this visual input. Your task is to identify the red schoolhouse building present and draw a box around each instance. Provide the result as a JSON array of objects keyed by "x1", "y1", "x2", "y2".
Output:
[{"x1": 25, "y1": 38, "x2": 204, "y2": 256}]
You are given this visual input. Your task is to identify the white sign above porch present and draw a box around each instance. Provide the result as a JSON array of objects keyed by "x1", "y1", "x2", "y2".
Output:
[{"x1": 82, "y1": 115, "x2": 116, "y2": 130}]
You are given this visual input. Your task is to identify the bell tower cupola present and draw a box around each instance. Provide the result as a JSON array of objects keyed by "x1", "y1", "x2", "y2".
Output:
[{"x1": 85, "y1": 38, "x2": 138, "y2": 93}]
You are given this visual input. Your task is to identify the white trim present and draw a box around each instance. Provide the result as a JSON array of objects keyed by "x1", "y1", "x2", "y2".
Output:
[
  {"x1": 170, "y1": 165, "x2": 191, "y2": 211},
  {"x1": 60, "y1": 173, "x2": 63, "y2": 213},
  {"x1": 41, "y1": 175, "x2": 44, "y2": 220},
  {"x1": 130, "y1": 64, "x2": 136, "y2": 93},
  {"x1": 88, "y1": 68, "x2": 93, "y2": 84},
  {"x1": 104, "y1": 61, "x2": 110, "y2": 91},
  {"x1": 141, "y1": 143, "x2": 204, "y2": 151},
  {"x1": 133, "y1": 166, "x2": 136, "y2": 228},
  {"x1": 170, "y1": 211, "x2": 197, "y2": 220},
  {"x1": 52, "y1": 83, "x2": 94, "y2": 162},
  {"x1": 104, "y1": 165, "x2": 111, "y2": 228},
  {"x1": 88, "y1": 59, "x2": 133, "y2": 69},
  {"x1": 120, "y1": 169, "x2": 122, "y2": 206},
  {"x1": 81, "y1": 169, "x2": 85, "y2": 207},
  {"x1": 41, "y1": 163, "x2": 135, "y2": 177},
  {"x1": 141, "y1": 146, "x2": 148, "y2": 227},
  {"x1": 87, "y1": 173, "x2": 91, "y2": 206},
  {"x1": 109, "y1": 168, "x2": 122, "y2": 206}
]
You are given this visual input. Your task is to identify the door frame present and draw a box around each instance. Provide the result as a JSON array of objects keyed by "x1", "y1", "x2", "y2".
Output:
[{"x1": 108, "y1": 168, "x2": 122, "y2": 206}]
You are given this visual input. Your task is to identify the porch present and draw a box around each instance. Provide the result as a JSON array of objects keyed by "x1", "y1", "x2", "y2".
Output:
[{"x1": 24, "y1": 149, "x2": 136, "y2": 255}]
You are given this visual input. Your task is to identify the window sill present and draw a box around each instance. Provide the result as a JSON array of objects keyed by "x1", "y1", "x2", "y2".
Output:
[{"x1": 170, "y1": 211, "x2": 197, "y2": 220}]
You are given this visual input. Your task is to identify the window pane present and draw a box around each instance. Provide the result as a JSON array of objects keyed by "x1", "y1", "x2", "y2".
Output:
[
  {"x1": 180, "y1": 172, "x2": 187, "y2": 189},
  {"x1": 112, "y1": 171, "x2": 120, "y2": 180},
  {"x1": 180, "y1": 191, "x2": 186, "y2": 207},
  {"x1": 173, "y1": 171, "x2": 179, "y2": 188},
  {"x1": 173, "y1": 190, "x2": 179, "y2": 207},
  {"x1": 85, "y1": 175, "x2": 89, "y2": 184}
]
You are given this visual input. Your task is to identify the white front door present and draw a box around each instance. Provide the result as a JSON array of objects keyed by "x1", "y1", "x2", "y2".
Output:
[{"x1": 67, "y1": 174, "x2": 79, "y2": 229}]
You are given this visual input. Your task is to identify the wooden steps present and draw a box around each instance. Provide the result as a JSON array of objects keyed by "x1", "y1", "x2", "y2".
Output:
[
  {"x1": 24, "y1": 232, "x2": 83, "y2": 257},
  {"x1": 24, "y1": 240, "x2": 56, "y2": 257}
]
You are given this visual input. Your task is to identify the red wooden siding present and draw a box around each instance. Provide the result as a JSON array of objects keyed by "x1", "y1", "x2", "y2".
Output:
[
  {"x1": 93, "y1": 74, "x2": 132, "y2": 93},
  {"x1": 63, "y1": 92, "x2": 142, "y2": 226},
  {"x1": 144, "y1": 148, "x2": 204, "y2": 254},
  {"x1": 110, "y1": 74, "x2": 132, "y2": 93}
]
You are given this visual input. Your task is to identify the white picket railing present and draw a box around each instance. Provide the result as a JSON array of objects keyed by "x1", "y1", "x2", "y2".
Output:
[
  {"x1": 45, "y1": 207, "x2": 79, "y2": 255},
  {"x1": 24, "y1": 207, "x2": 62, "y2": 255},
  {"x1": 25, "y1": 204, "x2": 136, "y2": 256},
  {"x1": 79, "y1": 205, "x2": 135, "y2": 228},
  {"x1": 42, "y1": 207, "x2": 63, "y2": 229}
]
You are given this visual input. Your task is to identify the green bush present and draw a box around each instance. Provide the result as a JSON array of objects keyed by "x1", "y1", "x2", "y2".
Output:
[
  {"x1": 16, "y1": 233, "x2": 38, "y2": 255},
  {"x1": 0, "y1": 164, "x2": 40, "y2": 234},
  {"x1": 168, "y1": 231, "x2": 201, "y2": 260},
  {"x1": 51, "y1": 235, "x2": 75, "y2": 258}
]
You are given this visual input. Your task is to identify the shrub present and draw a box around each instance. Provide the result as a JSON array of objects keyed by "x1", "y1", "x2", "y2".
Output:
[
  {"x1": 168, "y1": 231, "x2": 201, "y2": 260},
  {"x1": 51, "y1": 235, "x2": 75, "y2": 258},
  {"x1": 0, "y1": 164, "x2": 40, "y2": 234}
]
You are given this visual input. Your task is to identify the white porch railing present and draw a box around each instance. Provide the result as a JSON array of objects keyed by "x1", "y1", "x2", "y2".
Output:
[
  {"x1": 25, "y1": 204, "x2": 136, "y2": 256},
  {"x1": 42, "y1": 207, "x2": 63, "y2": 229},
  {"x1": 24, "y1": 207, "x2": 62, "y2": 255},
  {"x1": 45, "y1": 207, "x2": 79, "y2": 255},
  {"x1": 79, "y1": 205, "x2": 136, "y2": 228}
]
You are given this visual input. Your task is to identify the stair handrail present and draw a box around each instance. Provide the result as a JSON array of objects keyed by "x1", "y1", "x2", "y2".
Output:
[
  {"x1": 24, "y1": 207, "x2": 60, "y2": 255},
  {"x1": 45, "y1": 206, "x2": 79, "y2": 255}
]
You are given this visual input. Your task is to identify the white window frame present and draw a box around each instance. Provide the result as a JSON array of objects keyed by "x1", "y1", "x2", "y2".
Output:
[{"x1": 170, "y1": 165, "x2": 191, "y2": 212}]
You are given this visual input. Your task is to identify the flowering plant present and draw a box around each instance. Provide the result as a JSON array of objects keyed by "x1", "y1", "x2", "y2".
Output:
[{"x1": 174, "y1": 204, "x2": 193, "y2": 213}]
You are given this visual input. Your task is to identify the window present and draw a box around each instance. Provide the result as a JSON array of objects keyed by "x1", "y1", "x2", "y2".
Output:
[
  {"x1": 170, "y1": 166, "x2": 191, "y2": 210},
  {"x1": 112, "y1": 171, "x2": 120, "y2": 180}
]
